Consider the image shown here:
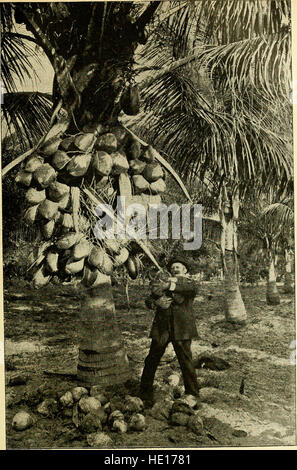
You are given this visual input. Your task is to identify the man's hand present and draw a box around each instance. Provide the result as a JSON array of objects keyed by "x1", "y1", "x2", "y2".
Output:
[
  {"x1": 154, "y1": 296, "x2": 173, "y2": 309},
  {"x1": 151, "y1": 279, "x2": 170, "y2": 297}
]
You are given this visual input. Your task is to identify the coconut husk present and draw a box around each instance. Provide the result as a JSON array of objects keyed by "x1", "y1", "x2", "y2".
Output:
[
  {"x1": 41, "y1": 219, "x2": 55, "y2": 239},
  {"x1": 34, "y1": 164, "x2": 56, "y2": 188},
  {"x1": 141, "y1": 145, "x2": 157, "y2": 163},
  {"x1": 126, "y1": 256, "x2": 138, "y2": 280},
  {"x1": 15, "y1": 170, "x2": 32, "y2": 187},
  {"x1": 132, "y1": 175, "x2": 150, "y2": 194},
  {"x1": 26, "y1": 188, "x2": 46, "y2": 205},
  {"x1": 25, "y1": 155, "x2": 44, "y2": 173},
  {"x1": 74, "y1": 133, "x2": 95, "y2": 152},
  {"x1": 56, "y1": 232, "x2": 81, "y2": 250},
  {"x1": 73, "y1": 239, "x2": 92, "y2": 260},
  {"x1": 118, "y1": 173, "x2": 132, "y2": 198},
  {"x1": 38, "y1": 199, "x2": 59, "y2": 220},
  {"x1": 143, "y1": 163, "x2": 163, "y2": 182},
  {"x1": 113, "y1": 247, "x2": 129, "y2": 267},
  {"x1": 40, "y1": 138, "x2": 62, "y2": 156},
  {"x1": 90, "y1": 270, "x2": 111, "y2": 288},
  {"x1": 60, "y1": 136, "x2": 75, "y2": 151},
  {"x1": 65, "y1": 257, "x2": 85, "y2": 275},
  {"x1": 88, "y1": 246, "x2": 105, "y2": 269},
  {"x1": 46, "y1": 251, "x2": 59, "y2": 273},
  {"x1": 111, "y1": 152, "x2": 129, "y2": 175},
  {"x1": 95, "y1": 133, "x2": 117, "y2": 153},
  {"x1": 129, "y1": 159, "x2": 146, "y2": 175},
  {"x1": 66, "y1": 153, "x2": 92, "y2": 177},
  {"x1": 81, "y1": 265, "x2": 98, "y2": 288},
  {"x1": 100, "y1": 253, "x2": 113, "y2": 275},
  {"x1": 48, "y1": 181, "x2": 70, "y2": 202},
  {"x1": 128, "y1": 140, "x2": 142, "y2": 160},
  {"x1": 51, "y1": 150, "x2": 71, "y2": 170},
  {"x1": 33, "y1": 264, "x2": 52, "y2": 289},
  {"x1": 92, "y1": 151, "x2": 113, "y2": 177},
  {"x1": 150, "y1": 178, "x2": 166, "y2": 194},
  {"x1": 24, "y1": 205, "x2": 39, "y2": 224},
  {"x1": 57, "y1": 192, "x2": 70, "y2": 210},
  {"x1": 62, "y1": 213, "x2": 74, "y2": 229}
]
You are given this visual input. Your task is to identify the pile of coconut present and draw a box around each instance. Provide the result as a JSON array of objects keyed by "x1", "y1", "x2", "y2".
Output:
[{"x1": 11, "y1": 374, "x2": 204, "y2": 447}]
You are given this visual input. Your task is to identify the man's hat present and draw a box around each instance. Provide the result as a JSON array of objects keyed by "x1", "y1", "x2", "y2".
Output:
[{"x1": 167, "y1": 256, "x2": 191, "y2": 273}]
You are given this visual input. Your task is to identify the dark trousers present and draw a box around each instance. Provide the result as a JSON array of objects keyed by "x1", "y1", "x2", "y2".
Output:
[{"x1": 140, "y1": 337, "x2": 199, "y2": 396}]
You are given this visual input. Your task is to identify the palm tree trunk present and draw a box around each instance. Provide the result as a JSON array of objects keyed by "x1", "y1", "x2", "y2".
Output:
[
  {"x1": 283, "y1": 249, "x2": 294, "y2": 294},
  {"x1": 77, "y1": 278, "x2": 130, "y2": 386},
  {"x1": 221, "y1": 215, "x2": 247, "y2": 324},
  {"x1": 266, "y1": 254, "x2": 280, "y2": 304}
]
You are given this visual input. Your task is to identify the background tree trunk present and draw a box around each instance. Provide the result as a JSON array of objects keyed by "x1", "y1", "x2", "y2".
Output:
[
  {"x1": 283, "y1": 249, "x2": 294, "y2": 294},
  {"x1": 266, "y1": 254, "x2": 280, "y2": 304}
]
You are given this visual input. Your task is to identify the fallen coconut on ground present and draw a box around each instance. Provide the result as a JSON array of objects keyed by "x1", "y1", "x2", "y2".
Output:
[
  {"x1": 86, "y1": 432, "x2": 113, "y2": 448},
  {"x1": 37, "y1": 399, "x2": 58, "y2": 417},
  {"x1": 72, "y1": 387, "x2": 88, "y2": 402},
  {"x1": 112, "y1": 419, "x2": 128, "y2": 434},
  {"x1": 59, "y1": 391, "x2": 74, "y2": 408},
  {"x1": 123, "y1": 395, "x2": 144, "y2": 413},
  {"x1": 79, "y1": 396, "x2": 101, "y2": 414},
  {"x1": 79, "y1": 412, "x2": 103, "y2": 434},
  {"x1": 187, "y1": 414, "x2": 204, "y2": 436},
  {"x1": 12, "y1": 411, "x2": 34, "y2": 431},
  {"x1": 129, "y1": 413, "x2": 146, "y2": 431}
]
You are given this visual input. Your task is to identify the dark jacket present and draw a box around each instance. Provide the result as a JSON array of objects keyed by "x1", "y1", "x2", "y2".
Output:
[{"x1": 148, "y1": 276, "x2": 199, "y2": 343}]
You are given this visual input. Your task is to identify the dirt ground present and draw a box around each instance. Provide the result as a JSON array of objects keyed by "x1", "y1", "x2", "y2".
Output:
[{"x1": 3, "y1": 278, "x2": 296, "y2": 449}]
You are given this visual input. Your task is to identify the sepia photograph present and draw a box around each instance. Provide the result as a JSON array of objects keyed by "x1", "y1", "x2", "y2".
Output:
[{"x1": 0, "y1": 0, "x2": 296, "y2": 451}]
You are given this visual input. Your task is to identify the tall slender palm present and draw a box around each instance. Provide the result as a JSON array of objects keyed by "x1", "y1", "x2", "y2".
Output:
[{"x1": 1, "y1": 2, "x2": 293, "y2": 383}]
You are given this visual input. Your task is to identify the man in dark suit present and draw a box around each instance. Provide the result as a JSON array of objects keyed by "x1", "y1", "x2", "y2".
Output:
[{"x1": 139, "y1": 256, "x2": 200, "y2": 403}]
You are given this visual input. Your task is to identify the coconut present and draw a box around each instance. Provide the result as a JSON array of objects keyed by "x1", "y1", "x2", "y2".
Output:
[
  {"x1": 56, "y1": 232, "x2": 80, "y2": 250},
  {"x1": 57, "y1": 192, "x2": 70, "y2": 210},
  {"x1": 60, "y1": 136, "x2": 75, "y2": 151},
  {"x1": 74, "y1": 133, "x2": 95, "y2": 152},
  {"x1": 100, "y1": 253, "x2": 113, "y2": 275},
  {"x1": 111, "y1": 152, "x2": 129, "y2": 175},
  {"x1": 37, "y1": 399, "x2": 58, "y2": 417},
  {"x1": 12, "y1": 411, "x2": 34, "y2": 431},
  {"x1": 150, "y1": 400, "x2": 173, "y2": 422},
  {"x1": 95, "y1": 133, "x2": 117, "y2": 153},
  {"x1": 73, "y1": 239, "x2": 92, "y2": 260},
  {"x1": 15, "y1": 170, "x2": 32, "y2": 187},
  {"x1": 143, "y1": 163, "x2": 163, "y2": 183},
  {"x1": 128, "y1": 140, "x2": 141, "y2": 160},
  {"x1": 170, "y1": 412, "x2": 190, "y2": 426},
  {"x1": 110, "y1": 125, "x2": 127, "y2": 146},
  {"x1": 91, "y1": 393, "x2": 108, "y2": 407},
  {"x1": 118, "y1": 172, "x2": 132, "y2": 199},
  {"x1": 34, "y1": 164, "x2": 56, "y2": 188},
  {"x1": 51, "y1": 150, "x2": 71, "y2": 170},
  {"x1": 109, "y1": 410, "x2": 125, "y2": 424},
  {"x1": 54, "y1": 211, "x2": 63, "y2": 224},
  {"x1": 129, "y1": 159, "x2": 146, "y2": 175},
  {"x1": 46, "y1": 251, "x2": 59, "y2": 273},
  {"x1": 25, "y1": 155, "x2": 44, "y2": 173},
  {"x1": 92, "y1": 151, "x2": 113, "y2": 177},
  {"x1": 132, "y1": 175, "x2": 150, "y2": 194},
  {"x1": 129, "y1": 413, "x2": 146, "y2": 431},
  {"x1": 65, "y1": 257, "x2": 85, "y2": 275},
  {"x1": 91, "y1": 270, "x2": 111, "y2": 288},
  {"x1": 112, "y1": 420, "x2": 127, "y2": 433},
  {"x1": 60, "y1": 391, "x2": 74, "y2": 408},
  {"x1": 72, "y1": 387, "x2": 88, "y2": 402},
  {"x1": 113, "y1": 247, "x2": 129, "y2": 267},
  {"x1": 33, "y1": 264, "x2": 52, "y2": 289},
  {"x1": 67, "y1": 153, "x2": 92, "y2": 177},
  {"x1": 82, "y1": 123, "x2": 104, "y2": 135},
  {"x1": 24, "y1": 205, "x2": 39, "y2": 225},
  {"x1": 167, "y1": 374, "x2": 180, "y2": 388},
  {"x1": 38, "y1": 199, "x2": 59, "y2": 220},
  {"x1": 40, "y1": 138, "x2": 62, "y2": 156},
  {"x1": 88, "y1": 247, "x2": 105, "y2": 269},
  {"x1": 150, "y1": 178, "x2": 166, "y2": 194},
  {"x1": 79, "y1": 397, "x2": 101, "y2": 414},
  {"x1": 86, "y1": 432, "x2": 113, "y2": 448},
  {"x1": 26, "y1": 188, "x2": 46, "y2": 205},
  {"x1": 79, "y1": 413, "x2": 102, "y2": 434},
  {"x1": 123, "y1": 396, "x2": 144, "y2": 413},
  {"x1": 126, "y1": 256, "x2": 138, "y2": 280},
  {"x1": 48, "y1": 181, "x2": 70, "y2": 202},
  {"x1": 142, "y1": 145, "x2": 157, "y2": 163},
  {"x1": 42, "y1": 219, "x2": 55, "y2": 239}
]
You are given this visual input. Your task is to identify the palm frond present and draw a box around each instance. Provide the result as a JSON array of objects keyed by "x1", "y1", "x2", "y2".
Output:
[{"x1": 2, "y1": 92, "x2": 52, "y2": 151}]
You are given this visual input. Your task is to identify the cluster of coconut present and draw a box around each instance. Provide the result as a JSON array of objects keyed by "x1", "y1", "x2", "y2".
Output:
[
  {"x1": 15, "y1": 119, "x2": 165, "y2": 287},
  {"x1": 12, "y1": 385, "x2": 147, "y2": 447}
]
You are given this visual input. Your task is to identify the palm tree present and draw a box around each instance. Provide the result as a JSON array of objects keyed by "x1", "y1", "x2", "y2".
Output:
[{"x1": 1, "y1": 2, "x2": 293, "y2": 383}]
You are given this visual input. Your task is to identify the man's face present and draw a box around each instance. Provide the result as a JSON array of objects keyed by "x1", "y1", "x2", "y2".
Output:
[{"x1": 170, "y1": 262, "x2": 188, "y2": 276}]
